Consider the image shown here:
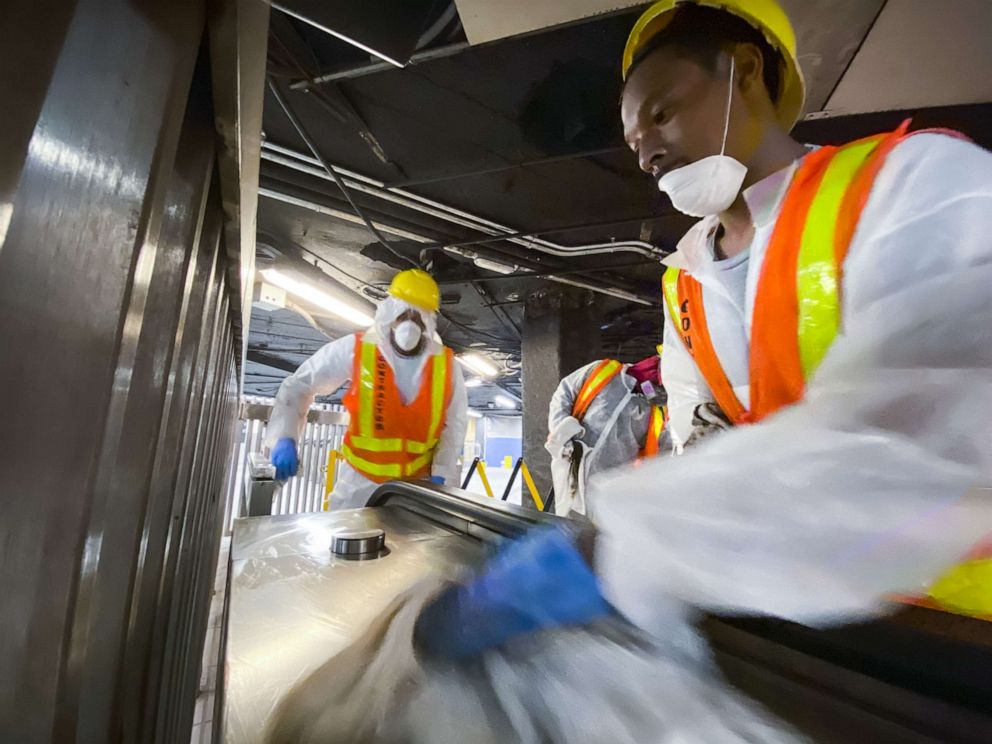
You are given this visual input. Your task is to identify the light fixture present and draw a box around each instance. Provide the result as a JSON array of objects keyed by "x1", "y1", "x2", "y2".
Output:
[
  {"x1": 495, "y1": 395, "x2": 517, "y2": 409},
  {"x1": 472, "y1": 257, "x2": 518, "y2": 275},
  {"x1": 260, "y1": 268, "x2": 374, "y2": 327},
  {"x1": 464, "y1": 378, "x2": 484, "y2": 388},
  {"x1": 457, "y1": 353, "x2": 499, "y2": 378},
  {"x1": 467, "y1": 409, "x2": 483, "y2": 419}
]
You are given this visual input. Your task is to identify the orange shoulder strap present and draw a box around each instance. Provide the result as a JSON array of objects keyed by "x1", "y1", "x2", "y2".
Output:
[
  {"x1": 749, "y1": 122, "x2": 914, "y2": 421},
  {"x1": 639, "y1": 405, "x2": 666, "y2": 458},
  {"x1": 662, "y1": 267, "x2": 747, "y2": 424},
  {"x1": 572, "y1": 360, "x2": 623, "y2": 422}
]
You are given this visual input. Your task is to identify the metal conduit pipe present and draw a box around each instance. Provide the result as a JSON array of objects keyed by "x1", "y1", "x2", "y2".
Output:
[
  {"x1": 259, "y1": 187, "x2": 654, "y2": 306},
  {"x1": 257, "y1": 188, "x2": 432, "y2": 244},
  {"x1": 260, "y1": 142, "x2": 666, "y2": 261}
]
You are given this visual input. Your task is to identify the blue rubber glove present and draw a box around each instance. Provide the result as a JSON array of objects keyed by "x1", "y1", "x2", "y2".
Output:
[
  {"x1": 271, "y1": 438, "x2": 299, "y2": 481},
  {"x1": 429, "y1": 475, "x2": 445, "y2": 485},
  {"x1": 415, "y1": 525, "x2": 611, "y2": 659}
]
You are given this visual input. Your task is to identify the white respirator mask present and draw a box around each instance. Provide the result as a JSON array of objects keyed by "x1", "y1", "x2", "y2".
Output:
[
  {"x1": 392, "y1": 319, "x2": 423, "y2": 352},
  {"x1": 658, "y1": 56, "x2": 748, "y2": 218}
]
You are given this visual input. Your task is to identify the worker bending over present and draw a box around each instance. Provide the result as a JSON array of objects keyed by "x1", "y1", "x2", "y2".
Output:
[
  {"x1": 546, "y1": 354, "x2": 667, "y2": 516},
  {"x1": 415, "y1": 0, "x2": 992, "y2": 658},
  {"x1": 265, "y1": 269, "x2": 468, "y2": 511}
]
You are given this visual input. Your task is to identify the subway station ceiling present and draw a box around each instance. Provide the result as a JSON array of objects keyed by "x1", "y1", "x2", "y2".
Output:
[{"x1": 247, "y1": 0, "x2": 992, "y2": 406}]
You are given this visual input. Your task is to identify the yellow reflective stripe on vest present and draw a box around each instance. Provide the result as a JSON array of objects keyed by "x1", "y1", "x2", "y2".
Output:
[
  {"x1": 357, "y1": 341, "x2": 377, "y2": 437},
  {"x1": 347, "y1": 435, "x2": 436, "y2": 454},
  {"x1": 426, "y1": 352, "x2": 447, "y2": 446},
  {"x1": 796, "y1": 136, "x2": 882, "y2": 378},
  {"x1": 649, "y1": 406, "x2": 665, "y2": 437},
  {"x1": 405, "y1": 450, "x2": 434, "y2": 477},
  {"x1": 574, "y1": 360, "x2": 623, "y2": 417},
  {"x1": 347, "y1": 435, "x2": 404, "y2": 453},
  {"x1": 662, "y1": 267, "x2": 681, "y2": 330},
  {"x1": 341, "y1": 443, "x2": 403, "y2": 479}
]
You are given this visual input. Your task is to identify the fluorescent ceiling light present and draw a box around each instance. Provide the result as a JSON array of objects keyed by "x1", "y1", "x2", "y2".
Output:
[
  {"x1": 260, "y1": 268, "x2": 374, "y2": 327},
  {"x1": 472, "y1": 257, "x2": 518, "y2": 275},
  {"x1": 464, "y1": 378, "x2": 484, "y2": 388},
  {"x1": 467, "y1": 409, "x2": 483, "y2": 418},
  {"x1": 457, "y1": 353, "x2": 499, "y2": 378},
  {"x1": 495, "y1": 395, "x2": 517, "y2": 409}
]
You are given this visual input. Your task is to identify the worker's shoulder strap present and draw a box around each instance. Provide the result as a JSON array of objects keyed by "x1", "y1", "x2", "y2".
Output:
[
  {"x1": 661, "y1": 267, "x2": 747, "y2": 423},
  {"x1": 749, "y1": 119, "x2": 926, "y2": 419},
  {"x1": 639, "y1": 405, "x2": 667, "y2": 458},
  {"x1": 572, "y1": 359, "x2": 624, "y2": 422}
]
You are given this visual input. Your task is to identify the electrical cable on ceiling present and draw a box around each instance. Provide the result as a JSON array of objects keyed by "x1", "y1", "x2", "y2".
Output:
[
  {"x1": 292, "y1": 242, "x2": 384, "y2": 292},
  {"x1": 267, "y1": 76, "x2": 419, "y2": 270}
]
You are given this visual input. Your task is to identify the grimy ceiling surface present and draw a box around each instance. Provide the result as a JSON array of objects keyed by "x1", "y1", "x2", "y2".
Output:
[{"x1": 248, "y1": 1, "x2": 992, "y2": 405}]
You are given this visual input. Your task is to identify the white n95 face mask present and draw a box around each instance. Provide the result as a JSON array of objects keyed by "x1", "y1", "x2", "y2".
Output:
[
  {"x1": 392, "y1": 319, "x2": 423, "y2": 352},
  {"x1": 658, "y1": 56, "x2": 748, "y2": 218}
]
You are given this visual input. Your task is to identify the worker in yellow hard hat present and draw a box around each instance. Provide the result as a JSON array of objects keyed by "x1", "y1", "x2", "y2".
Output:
[
  {"x1": 266, "y1": 269, "x2": 468, "y2": 510},
  {"x1": 414, "y1": 0, "x2": 992, "y2": 660}
]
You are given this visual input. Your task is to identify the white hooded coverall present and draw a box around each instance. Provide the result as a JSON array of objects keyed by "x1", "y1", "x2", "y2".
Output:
[
  {"x1": 265, "y1": 297, "x2": 468, "y2": 511},
  {"x1": 589, "y1": 133, "x2": 992, "y2": 634},
  {"x1": 546, "y1": 361, "x2": 662, "y2": 517}
]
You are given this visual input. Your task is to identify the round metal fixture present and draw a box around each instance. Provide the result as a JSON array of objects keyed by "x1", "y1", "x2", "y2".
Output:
[{"x1": 330, "y1": 528, "x2": 386, "y2": 558}]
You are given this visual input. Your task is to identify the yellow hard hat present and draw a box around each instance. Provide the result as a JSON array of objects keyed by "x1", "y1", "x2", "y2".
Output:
[
  {"x1": 388, "y1": 269, "x2": 440, "y2": 312},
  {"x1": 622, "y1": 0, "x2": 806, "y2": 130}
]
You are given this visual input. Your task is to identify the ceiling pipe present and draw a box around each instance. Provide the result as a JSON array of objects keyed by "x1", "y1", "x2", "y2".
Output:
[
  {"x1": 289, "y1": 42, "x2": 470, "y2": 89},
  {"x1": 260, "y1": 142, "x2": 666, "y2": 261},
  {"x1": 259, "y1": 186, "x2": 654, "y2": 306}
]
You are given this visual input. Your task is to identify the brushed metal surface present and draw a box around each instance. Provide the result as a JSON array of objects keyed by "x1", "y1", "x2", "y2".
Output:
[
  {"x1": 224, "y1": 507, "x2": 484, "y2": 743},
  {"x1": 0, "y1": 2, "x2": 251, "y2": 740}
]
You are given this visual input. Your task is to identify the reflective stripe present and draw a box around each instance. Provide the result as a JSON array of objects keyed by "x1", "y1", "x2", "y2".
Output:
[
  {"x1": 342, "y1": 443, "x2": 403, "y2": 479},
  {"x1": 796, "y1": 137, "x2": 881, "y2": 377},
  {"x1": 640, "y1": 406, "x2": 666, "y2": 458},
  {"x1": 573, "y1": 360, "x2": 623, "y2": 421},
  {"x1": 358, "y1": 340, "x2": 376, "y2": 437},
  {"x1": 405, "y1": 450, "x2": 434, "y2": 477},
  {"x1": 348, "y1": 435, "x2": 434, "y2": 454},
  {"x1": 662, "y1": 267, "x2": 681, "y2": 333},
  {"x1": 426, "y1": 351, "x2": 447, "y2": 446}
]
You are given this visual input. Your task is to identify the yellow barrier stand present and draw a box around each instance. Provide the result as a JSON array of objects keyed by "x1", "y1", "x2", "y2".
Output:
[
  {"x1": 476, "y1": 459, "x2": 495, "y2": 498},
  {"x1": 520, "y1": 461, "x2": 544, "y2": 511},
  {"x1": 323, "y1": 449, "x2": 339, "y2": 511}
]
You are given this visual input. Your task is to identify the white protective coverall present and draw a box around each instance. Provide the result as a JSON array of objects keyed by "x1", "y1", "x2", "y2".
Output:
[
  {"x1": 590, "y1": 133, "x2": 992, "y2": 634},
  {"x1": 265, "y1": 297, "x2": 468, "y2": 510},
  {"x1": 546, "y1": 361, "x2": 661, "y2": 517}
]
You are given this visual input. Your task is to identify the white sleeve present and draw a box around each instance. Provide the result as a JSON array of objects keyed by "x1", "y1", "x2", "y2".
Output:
[
  {"x1": 264, "y1": 335, "x2": 356, "y2": 448},
  {"x1": 547, "y1": 363, "x2": 596, "y2": 431},
  {"x1": 595, "y1": 135, "x2": 992, "y2": 635},
  {"x1": 661, "y1": 296, "x2": 712, "y2": 449},
  {"x1": 431, "y1": 364, "x2": 468, "y2": 485}
]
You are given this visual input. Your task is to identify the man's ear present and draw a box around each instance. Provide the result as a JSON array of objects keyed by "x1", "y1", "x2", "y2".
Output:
[{"x1": 733, "y1": 42, "x2": 765, "y2": 97}]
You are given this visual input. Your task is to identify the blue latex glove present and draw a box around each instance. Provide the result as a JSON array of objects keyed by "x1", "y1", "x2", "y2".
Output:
[
  {"x1": 429, "y1": 475, "x2": 445, "y2": 485},
  {"x1": 271, "y1": 438, "x2": 299, "y2": 481},
  {"x1": 415, "y1": 525, "x2": 611, "y2": 659}
]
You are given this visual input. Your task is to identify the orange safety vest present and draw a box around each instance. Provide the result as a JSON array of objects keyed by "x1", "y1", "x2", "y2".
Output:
[
  {"x1": 572, "y1": 359, "x2": 666, "y2": 458},
  {"x1": 663, "y1": 121, "x2": 991, "y2": 620},
  {"x1": 662, "y1": 120, "x2": 937, "y2": 424},
  {"x1": 341, "y1": 333, "x2": 454, "y2": 483}
]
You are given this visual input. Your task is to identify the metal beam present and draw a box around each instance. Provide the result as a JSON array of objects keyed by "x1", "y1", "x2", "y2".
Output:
[
  {"x1": 247, "y1": 349, "x2": 299, "y2": 373},
  {"x1": 289, "y1": 41, "x2": 469, "y2": 89}
]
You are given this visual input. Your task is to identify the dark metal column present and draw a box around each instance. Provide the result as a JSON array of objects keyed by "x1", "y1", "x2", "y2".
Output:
[{"x1": 520, "y1": 287, "x2": 602, "y2": 503}]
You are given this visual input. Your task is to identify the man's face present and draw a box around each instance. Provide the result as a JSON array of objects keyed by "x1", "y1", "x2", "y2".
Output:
[{"x1": 621, "y1": 46, "x2": 747, "y2": 179}]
